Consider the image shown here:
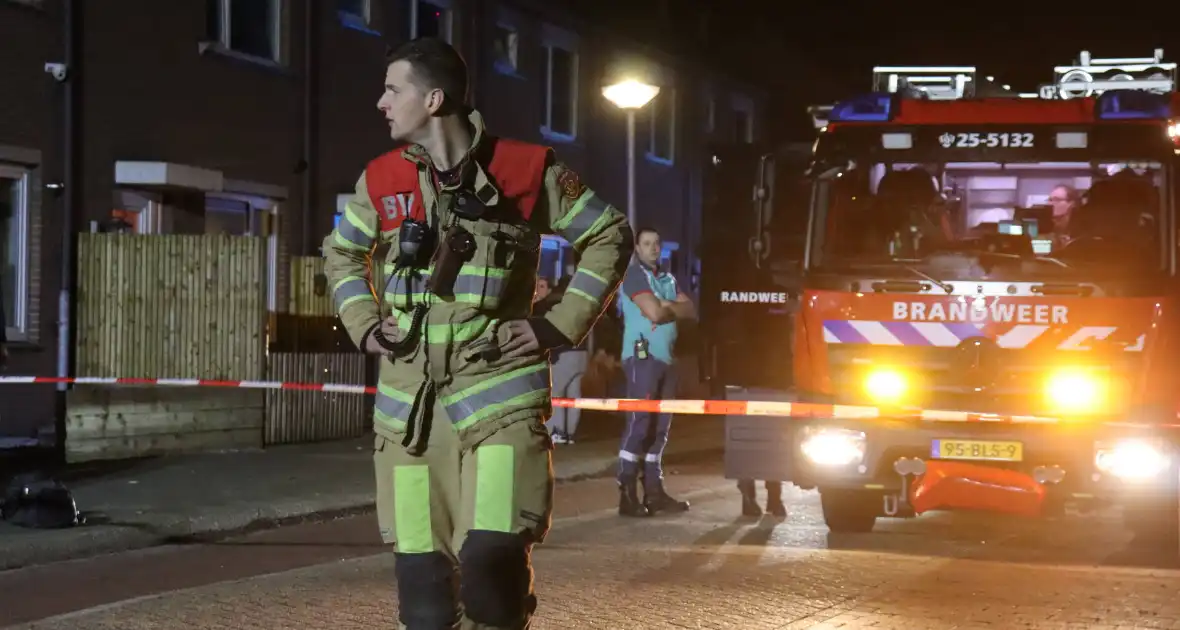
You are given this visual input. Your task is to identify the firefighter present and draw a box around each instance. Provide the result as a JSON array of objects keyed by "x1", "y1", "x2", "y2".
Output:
[{"x1": 322, "y1": 38, "x2": 633, "y2": 629}]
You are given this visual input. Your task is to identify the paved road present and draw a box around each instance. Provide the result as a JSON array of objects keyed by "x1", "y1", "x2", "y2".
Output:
[{"x1": 4, "y1": 460, "x2": 1180, "y2": 629}]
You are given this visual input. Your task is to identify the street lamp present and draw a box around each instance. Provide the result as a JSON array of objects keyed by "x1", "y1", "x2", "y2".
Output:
[{"x1": 602, "y1": 79, "x2": 659, "y2": 228}]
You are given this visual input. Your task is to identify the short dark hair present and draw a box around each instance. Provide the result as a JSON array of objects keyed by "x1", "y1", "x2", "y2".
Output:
[
  {"x1": 634, "y1": 226, "x2": 660, "y2": 244},
  {"x1": 386, "y1": 37, "x2": 469, "y2": 113}
]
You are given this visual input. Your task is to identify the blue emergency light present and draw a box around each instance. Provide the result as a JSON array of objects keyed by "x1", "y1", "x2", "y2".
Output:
[
  {"x1": 1095, "y1": 89, "x2": 1171, "y2": 120},
  {"x1": 828, "y1": 92, "x2": 895, "y2": 123}
]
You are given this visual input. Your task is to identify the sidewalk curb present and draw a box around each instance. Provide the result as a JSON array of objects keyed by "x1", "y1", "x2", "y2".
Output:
[{"x1": 0, "y1": 442, "x2": 721, "y2": 572}]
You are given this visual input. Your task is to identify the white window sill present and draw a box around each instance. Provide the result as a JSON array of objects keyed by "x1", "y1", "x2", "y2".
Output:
[
  {"x1": 338, "y1": 11, "x2": 381, "y2": 36},
  {"x1": 493, "y1": 61, "x2": 525, "y2": 80},
  {"x1": 198, "y1": 41, "x2": 290, "y2": 75},
  {"x1": 4, "y1": 328, "x2": 28, "y2": 344},
  {"x1": 540, "y1": 127, "x2": 577, "y2": 144},
  {"x1": 645, "y1": 152, "x2": 674, "y2": 167},
  {"x1": 6, "y1": 0, "x2": 45, "y2": 11}
]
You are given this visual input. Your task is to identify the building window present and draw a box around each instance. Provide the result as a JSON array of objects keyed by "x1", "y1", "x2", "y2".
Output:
[
  {"x1": 205, "y1": 196, "x2": 255, "y2": 236},
  {"x1": 0, "y1": 165, "x2": 29, "y2": 340},
  {"x1": 205, "y1": 0, "x2": 283, "y2": 63},
  {"x1": 410, "y1": 0, "x2": 453, "y2": 42},
  {"x1": 492, "y1": 6, "x2": 520, "y2": 75},
  {"x1": 337, "y1": 0, "x2": 374, "y2": 32},
  {"x1": 734, "y1": 110, "x2": 750, "y2": 142},
  {"x1": 540, "y1": 235, "x2": 576, "y2": 282},
  {"x1": 493, "y1": 26, "x2": 519, "y2": 73},
  {"x1": 732, "y1": 95, "x2": 754, "y2": 143},
  {"x1": 660, "y1": 241, "x2": 679, "y2": 273},
  {"x1": 541, "y1": 26, "x2": 578, "y2": 140},
  {"x1": 704, "y1": 95, "x2": 716, "y2": 133},
  {"x1": 112, "y1": 190, "x2": 162, "y2": 234},
  {"x1": 647, "y1": 89, "x2": 675, "y2": 163}
]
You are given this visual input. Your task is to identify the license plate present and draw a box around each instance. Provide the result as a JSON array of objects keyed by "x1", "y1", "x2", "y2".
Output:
[{"x1": 931, "y1": 439, "x2": 1023, "y2": 462}]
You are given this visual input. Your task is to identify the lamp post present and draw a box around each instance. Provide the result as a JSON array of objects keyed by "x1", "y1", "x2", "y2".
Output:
[{"x1": 602, "y1": 79, "x2": 659, "y2": 228}]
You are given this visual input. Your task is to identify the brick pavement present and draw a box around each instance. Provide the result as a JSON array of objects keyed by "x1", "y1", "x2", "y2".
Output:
[{"x1": 14, "y1": 470, "x2": 1180, "y2": 630}]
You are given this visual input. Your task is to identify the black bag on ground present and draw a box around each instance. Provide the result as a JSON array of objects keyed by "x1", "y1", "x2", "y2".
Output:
[{"x1": 1, "y1": 473, "x2": 82, "y2": 529}]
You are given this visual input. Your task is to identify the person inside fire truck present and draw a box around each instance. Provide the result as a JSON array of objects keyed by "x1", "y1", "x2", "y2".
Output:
[
  {"x1": 1068, "y1": 168, "x2": 1159, "y2": 256},
  {"x1": 845, "y1": 167, "x2": 955, "y2": 259},
  {"x1": 828, "y1": 162, "x2": 1161, "y2": 270},
  {"x1": 1046, "y1": 184, "x2": 1081, "y2": 248}
]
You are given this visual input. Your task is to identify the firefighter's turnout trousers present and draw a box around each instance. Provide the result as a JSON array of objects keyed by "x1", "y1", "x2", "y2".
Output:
[{"x1": 367, "y1": 310, "x2": 560, "y2": 629}]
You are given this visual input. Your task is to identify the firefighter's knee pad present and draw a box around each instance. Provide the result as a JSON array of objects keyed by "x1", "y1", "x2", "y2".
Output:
[
  {"x1": 394, "y1": 551, "x2": 459, "y2": 629},
  {"x1": 458, "y1": 530, "x2": 536, "y2": 626}
]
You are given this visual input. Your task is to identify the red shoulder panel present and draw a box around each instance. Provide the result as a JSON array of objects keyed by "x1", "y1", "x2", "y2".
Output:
[
  {"x1": 364, "y1": 146, "x2": 427, "y2": 233},
  {"x1": 486, "y1": 138, "x2": 551, "y2": 220}
]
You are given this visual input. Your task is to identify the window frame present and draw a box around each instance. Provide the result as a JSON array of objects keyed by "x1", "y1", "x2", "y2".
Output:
[
  {"x1": 337, "y1": 0, "x2": 378, "y2": 35},
  {"x1": 645, "y1": 87, "x2": 676, "y2": 165},
  {"x1": 540, "y1": 235, "x2": 578, "y2": 281},
  {"x1": 660, "y1": 241, "x2": 680, "y2": 272},
  {"x1": 492, "y1": 6, "x2": 522, "y2": 78},
  {"x1": 540, "y1": 24, "x2": 579, "y2": 143},
  {"x1": 203, "y1": 0, "x2": 286, "y2": 66},
  {"x1": 704, "y1": 94, "x2": 716, "y2": 134},
  {"x1": 409, "y1": 0, "x2": 454, "y2": 43},
  {"x1": 0, "y1": 164, "x2": 30, "y2": 341}
]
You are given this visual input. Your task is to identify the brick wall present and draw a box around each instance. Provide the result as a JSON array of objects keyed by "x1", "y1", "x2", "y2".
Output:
[{"x1": 0, "y1": 0, "x2": 768, "y2": 445}]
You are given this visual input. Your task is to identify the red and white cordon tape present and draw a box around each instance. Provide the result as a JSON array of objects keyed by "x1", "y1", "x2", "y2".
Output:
[
  {"x1": 0, "y1": 375, "x2": 1076, "y2": 425},
  {"x1": 551, "y1": 397, "x2": 1068, "y2": 424}
]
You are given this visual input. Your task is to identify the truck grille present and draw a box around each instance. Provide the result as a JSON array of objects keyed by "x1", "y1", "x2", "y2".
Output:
[{"x1": 824, "y1": 344, "x2": 1142, "y2": 416}]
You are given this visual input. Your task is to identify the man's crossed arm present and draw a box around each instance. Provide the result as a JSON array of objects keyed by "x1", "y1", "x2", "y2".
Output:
[{"x1": 620, "y1": 263, "x2": 694, "y2": 325}]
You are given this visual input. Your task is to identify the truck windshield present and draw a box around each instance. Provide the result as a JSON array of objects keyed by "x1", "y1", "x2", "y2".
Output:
[{"x1": 807, "y1": 160, "x2": 1168, "y2": 278}]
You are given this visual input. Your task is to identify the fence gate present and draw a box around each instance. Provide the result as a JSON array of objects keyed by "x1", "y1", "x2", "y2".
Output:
[{"x1": 264, "y1": 352, "x2": 370, "y2": 445}]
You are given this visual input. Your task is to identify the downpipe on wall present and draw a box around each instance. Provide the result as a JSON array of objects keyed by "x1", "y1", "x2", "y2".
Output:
[
  {"x1": 52, "y1": 0, "x2": 82, "y2": 464},
  {"x1": 301, "y1": 0, "x2": 318, "y2": 256}
]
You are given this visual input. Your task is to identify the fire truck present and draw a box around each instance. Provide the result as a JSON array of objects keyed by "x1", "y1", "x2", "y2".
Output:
[{"x1": 701, "y1": 50, "x2": 1180, "y2": 539}]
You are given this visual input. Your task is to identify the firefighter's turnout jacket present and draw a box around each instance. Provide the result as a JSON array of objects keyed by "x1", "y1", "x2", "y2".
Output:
[{"x1": 323, "y1": 110, "x2": 633, "y2": 450}]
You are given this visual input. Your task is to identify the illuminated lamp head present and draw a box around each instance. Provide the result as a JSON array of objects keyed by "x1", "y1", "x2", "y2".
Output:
[
  {"x1": 1095, "y1": 90, "x2": 1170, "y2": 120},
  {"x1": 828, "y1": 92, "x2": 895, "y2": 123}
]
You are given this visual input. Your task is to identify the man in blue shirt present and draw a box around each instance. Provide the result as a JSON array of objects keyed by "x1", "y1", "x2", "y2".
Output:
[{"x1": 616, "y1": 227, "x2": 695, "y2": 517}]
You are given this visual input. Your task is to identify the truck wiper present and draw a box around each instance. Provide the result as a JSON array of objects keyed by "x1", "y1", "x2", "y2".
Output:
[
  {"x1": 902, "y1": 265, "x2": 953, "y2": 293},
  {"x1": 1031, "y1": 282, "x2": 1094, "y2": 297},
  {"x1": 869, "y1": 265, "x2": 952, "y2": 294}
]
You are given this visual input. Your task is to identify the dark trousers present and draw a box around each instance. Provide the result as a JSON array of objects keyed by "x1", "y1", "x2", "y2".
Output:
[
  {"x1": 738, "y1": 479, "x2": 783, "y2": 495},
  {"x1": 617, "y1": 357, "x2": 677, "y2": 492}
]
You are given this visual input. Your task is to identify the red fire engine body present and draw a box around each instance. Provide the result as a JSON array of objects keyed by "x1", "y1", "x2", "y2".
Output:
[{"x1": 704, "y1": 51, "x2": 1180, "y2": 541}]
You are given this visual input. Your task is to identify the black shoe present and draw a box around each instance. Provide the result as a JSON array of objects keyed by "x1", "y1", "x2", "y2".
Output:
[
  {"x1": 738, "y1": 480, "x2": 760, "y2": 517},
  {"x1": 741, "y1": 492, "x2": 763, "y2": 517},
  {"x1": 766, "y1": 482, "x2": 787, "y2": 517},
  {"x1": 644, "y1": 486, "x2": 690, "y2": 514},
  {"x1": 619, "y1": 481, "x2": 650, "y2": 518}
]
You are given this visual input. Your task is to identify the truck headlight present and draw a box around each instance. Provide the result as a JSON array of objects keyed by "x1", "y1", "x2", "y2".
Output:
[
  {"x1": 1095, "y1": 439, "x2": 1170, "y2": 480},
  {"x1": 864, "y1": 367, "x2": 907, "y2": 405},
  {"x1": 1044, "y1": 367, "x2": 1107, "y2": 414},
  {"x1": 801, "y1": 427, "x2": 866, "y2": 466}
]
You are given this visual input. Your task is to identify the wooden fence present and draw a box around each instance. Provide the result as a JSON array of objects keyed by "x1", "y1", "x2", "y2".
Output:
[
  {"x1": 268, "y1": 258, "x2": 372, "y2": 444},
  {"x1": 75, "y1": 233, "x2": 267, "y2": 380},
  {"x1": 66, "y1": 234, "x2": 269, "y2": 462},
  {"x1": 64, "y1": 237, "x2": 372, "y2": 460},
  {"x1": 264, "y1": 352, "x2": 370, "y2": 445},
  {"x1": 289, "y1": 255, "x2": 335, "y2": 317}
]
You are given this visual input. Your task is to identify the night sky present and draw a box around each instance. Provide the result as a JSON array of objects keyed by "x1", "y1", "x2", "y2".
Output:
[{"x1": 744, "y1": 4, "x2": 1179, "y2": 140}]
